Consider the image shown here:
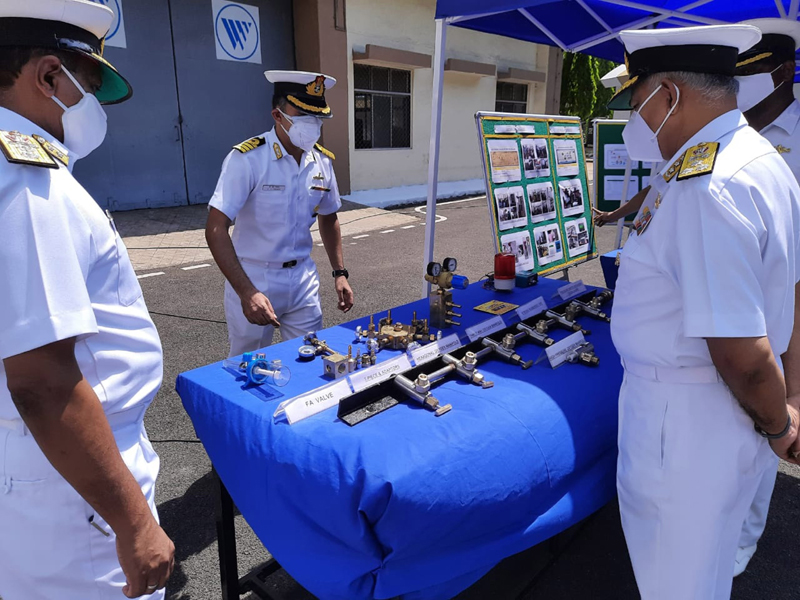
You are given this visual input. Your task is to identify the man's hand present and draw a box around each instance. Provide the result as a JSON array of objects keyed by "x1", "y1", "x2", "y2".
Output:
[
  {"x1": 117, "y1": 516, "x2": 175, "y2": 597},
  {"x1": 591, "y1": 206, "x2": 614, "y2": 227},
  {"x1": 768, "y1": 404, "x2": 800, "y2": 463},
  {"x1": 335, "y1": 277, "x2": 354, "y2": 313},
  {"x1": 240, "y1": 290, "x2": 280, "y2": 327}
]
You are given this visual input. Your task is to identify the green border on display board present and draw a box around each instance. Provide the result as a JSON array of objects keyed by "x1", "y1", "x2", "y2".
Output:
[
  {"x1": 592, "y1": 119, "x2": 656, "y2": 220},
  {"x1": 475, "y1": 111, "x2": 598, "y2": 277}
]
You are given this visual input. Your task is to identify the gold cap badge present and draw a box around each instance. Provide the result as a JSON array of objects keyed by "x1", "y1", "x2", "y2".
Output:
[{"x1": 306, "y1": 75, "x2": 326, "y2": 97}]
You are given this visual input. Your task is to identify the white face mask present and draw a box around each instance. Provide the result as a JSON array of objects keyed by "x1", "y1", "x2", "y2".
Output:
[
  {"x1": 51, "y1": 66, "x2": 108, "y2": 160},
  {"x1": 622, "y1": 83, "x2": 680, "y2": 162},
  {"x1": 736, "y1": 66, "x2": 783, "y2": 113},
  {"x1": 278, "y1": 108, "x2": 323, "y2": 152}
]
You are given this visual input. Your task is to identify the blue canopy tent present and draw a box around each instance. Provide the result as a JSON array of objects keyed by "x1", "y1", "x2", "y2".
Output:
[{"x1": 421, "y1": 0, "x2": 800, "y2": 294}]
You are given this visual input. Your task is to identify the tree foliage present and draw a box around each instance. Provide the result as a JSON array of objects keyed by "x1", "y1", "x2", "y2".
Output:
[{"x1": 560, "y1": 52, "x2": 619, "y2": 125}]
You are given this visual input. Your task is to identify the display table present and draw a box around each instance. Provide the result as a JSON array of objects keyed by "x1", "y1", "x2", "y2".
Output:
[
  {"x1": 600, "y1": 250, "x2": 621, "y2": 290},
  {"x1": 176, "y1": 277, "x2": 623, "y2": 600}
]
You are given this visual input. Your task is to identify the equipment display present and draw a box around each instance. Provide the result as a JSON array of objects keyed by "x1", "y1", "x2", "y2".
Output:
[
  {"x1": 476, "y1": 112, "x2": 598, "y2": 276},
  {"x1": 223, "y1": 353, "x2": 291, "y2": 388},
  {"x1": 337, "y1": 289, "x2": 613, "y2": 425},
  {"x1": 354, "y1": 310, "x2": 436, "y2": 350},
  {"x1": 425, "y1": 257, "x2": 469, "y2": 329}
]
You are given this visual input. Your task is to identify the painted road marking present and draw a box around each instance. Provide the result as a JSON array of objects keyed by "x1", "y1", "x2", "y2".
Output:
[
  {"x1": 353, "y1": 234, "x2": 370, "y2": 239},
  {"x1": 380, "y1": 229, "x2": 395, "y2": 234},
  {"x1": 137, "y1": 272, "x2": 165, "y2": 279},
  {"x1": 402, "y1": 225, "x2": 416, "y2": 229},
  {"x1": 181, "y1": 264, "x2": 211, "y2": 271}
]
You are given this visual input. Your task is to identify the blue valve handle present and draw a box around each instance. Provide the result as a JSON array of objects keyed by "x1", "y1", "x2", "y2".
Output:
[
  {"x1": 246, "y1": 358, "x2": 271, "y2": 385},
  {"x1": 451, "y1": 274, "x2": 469, "y2": 290}
]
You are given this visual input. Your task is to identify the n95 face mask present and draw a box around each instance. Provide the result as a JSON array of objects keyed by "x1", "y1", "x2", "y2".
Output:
[
  {"x1": 278, "y1": 109, "x2": 323, "y2": 153},
  {"x1": 621, "y1": 83, "x2": 680, "y2": 163},
  {"x1": 736, "y1": 66, "x2": 783, "y2": 113},
  {"x1": 51, "y1": 66, "x2": 108, "y2": 160}
]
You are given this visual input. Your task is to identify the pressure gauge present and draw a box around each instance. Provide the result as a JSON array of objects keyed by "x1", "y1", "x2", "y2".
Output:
[
  {"x1": 427, "y1": 261, "x2": 442, "y2": 277},
  {"x1": 443, "y1": 257, "x2": 458, "y2": 272},
  {"x1": 298, "y1": 345, "x2": 317, "y2": 360}
]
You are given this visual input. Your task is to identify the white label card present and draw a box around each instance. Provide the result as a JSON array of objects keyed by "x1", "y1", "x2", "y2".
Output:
[
  {"x1": 348, "y1": 354, "x2": 412, "y2": 393},
  {"x1": 545, "y1": 331, "x2": 587, "y2": 368},
  {"x1": 555, "y1": 280, "x2": 587, "y2": 301},
  {"x1": 516, "y1": 296, "x2": 548, "y2": 321},
  {"x1": 282, "y1": 379, "x2": 351, "y2": 425},
  {"x1": 409, "y1": 334, "x2": 461, "y2": 366},
  {"x1": 465, "y1": 316, "x2": 506, "y2": 342}
]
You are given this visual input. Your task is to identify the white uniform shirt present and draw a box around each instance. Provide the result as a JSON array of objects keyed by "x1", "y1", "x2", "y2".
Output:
[
  {"x1": 759, "y1": 98, "x2": 800, "y2": 181},
  {"x1": 612, "y1": 110, "x2": 800, "y2": 368},
  {"x1": 0, "y1": 107, "x2": 163, "y2": 423},
  {"x1": 208, "y1": 128, "x2": 341, "y2": 264}
]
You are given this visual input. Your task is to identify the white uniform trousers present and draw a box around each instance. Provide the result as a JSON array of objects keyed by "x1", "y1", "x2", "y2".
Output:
[
  {"x1": 617, "y1": 366, "x2": 773, "y2": 600},
  {"x1": 0, "y1": 410, "x2": 163, "y2": 600},
  {"x1": 224, "y1": 256, "x2": 323, "y2": 358},
  {"x1": 738, "y1": 455, "x2": 778, "y2": 550}
]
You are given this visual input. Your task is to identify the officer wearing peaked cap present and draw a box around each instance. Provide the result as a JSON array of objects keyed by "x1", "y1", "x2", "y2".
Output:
[
  {"x1": 206, "y1": 70, "x2": 354, "y2": 358},
  {"x1": 0, "y1": 1, "x2": 174, "y2": 599},
  {"x1": 608, "y1": 24, "x2": 800, "y2": 599},
  {"x1": 730, "y1": 17, "x2": 800, "y2": 577}
]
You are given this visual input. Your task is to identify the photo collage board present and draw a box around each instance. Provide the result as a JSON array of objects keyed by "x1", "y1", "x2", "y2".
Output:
[{"x1": 475, "y1": 112, "x2": 597, "y2": 276}]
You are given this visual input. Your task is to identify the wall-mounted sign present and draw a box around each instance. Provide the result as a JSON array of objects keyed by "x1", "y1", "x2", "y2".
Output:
[
  {"x1": 89, "y1": 0, "x2": 127, "y2": 49},
  {"x1": 212, "y1": 1, "x2": 262, "y2": 64}
]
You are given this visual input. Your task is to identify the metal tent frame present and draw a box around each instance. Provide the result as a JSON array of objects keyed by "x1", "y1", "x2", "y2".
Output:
[{"x1": 422, "y1": 0, "x2": 800, "y2": 297}]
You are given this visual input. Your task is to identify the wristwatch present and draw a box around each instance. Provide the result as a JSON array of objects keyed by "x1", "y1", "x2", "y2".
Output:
[{"x1": 332, "y1": 268, "x2": 349, "y2": 279}]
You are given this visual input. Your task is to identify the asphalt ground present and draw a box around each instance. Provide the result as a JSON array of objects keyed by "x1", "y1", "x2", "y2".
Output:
[{"x1": 139, "y1": 197, "x2": 800, "y2": 600}]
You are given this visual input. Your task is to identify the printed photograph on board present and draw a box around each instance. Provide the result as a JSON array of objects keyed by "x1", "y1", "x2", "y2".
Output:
[
  {"x1": 500, "y1": 230, "x2": 536, "y2": 272},
  {"x1": 558, "y1": 178, "x2": 585, "y2": 217},
  {"x1": 521, "y1": 138, "x2": 550, "y2": 179},
  {"x1": 565, "y1": 217, "x2": 591, "y2": 257},
  {"x1": 553, "y1": 139, "x2": 579, "y2": 177},
  {"x1": 487, "y1": 139, "x2": 522, "y2": 183},
  {"x1": 533, "y1": 223, "x2": 564, "y2": 266},
  {"x1": 527, "y1": 182, "x2": 557, "y2": 224},
  {"x1": 494, "y1": 186, "x2": 528, "y2": 231}
]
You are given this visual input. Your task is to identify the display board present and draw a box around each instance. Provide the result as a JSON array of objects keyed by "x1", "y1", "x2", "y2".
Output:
[
  {"x1": 476, "y1": 111, "x2": 598, "y2": 276},
  {"x1": 592, "y1": 119, "x2": 656, "y2": 219}
]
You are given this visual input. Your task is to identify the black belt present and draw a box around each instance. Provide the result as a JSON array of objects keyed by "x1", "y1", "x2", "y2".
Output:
[{"x1": 282, "y1": 260, "x2": 298, "y2": 268}]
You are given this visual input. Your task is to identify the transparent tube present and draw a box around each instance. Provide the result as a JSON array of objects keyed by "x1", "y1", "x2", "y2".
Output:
[{"x1": 251, "y1": 362, "x2": 291, "y2": 387}]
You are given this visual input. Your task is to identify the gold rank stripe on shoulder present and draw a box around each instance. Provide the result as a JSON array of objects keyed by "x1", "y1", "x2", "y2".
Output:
[
  {"x1": 314, "y1": 143, "x2": 335, "y2": 160},
  {"x1": 232, "y1": 136, "x2": 266, "y2": 153},
  {"x1": 0, "y1": 130, "x2": 57, "y2": 168},
  {"x1": 32, "y1": 134, "x2": 69, "y2": 167},
  {"x1": 663, "y1": 152, "x2": 685, "y2": 182},
  {"x1": 676, "y1": 142, "x2": 719, "y2": 181}
]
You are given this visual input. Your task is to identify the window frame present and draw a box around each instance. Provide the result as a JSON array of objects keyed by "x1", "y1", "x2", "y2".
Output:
[
  {"x1": 495, "y1": 81, "x2": 530, "y2": 114},
  {"x1": 353, "y1": 64, "x2": 413, "y2": 151}
]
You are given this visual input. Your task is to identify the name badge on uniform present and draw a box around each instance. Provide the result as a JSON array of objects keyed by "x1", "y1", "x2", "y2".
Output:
[
  {"x1": 263, "y1": 184, "x2": 285, "y2": 192},
  {"x1": 310, "y1": 185, "x2": 331, "y2": 192}
]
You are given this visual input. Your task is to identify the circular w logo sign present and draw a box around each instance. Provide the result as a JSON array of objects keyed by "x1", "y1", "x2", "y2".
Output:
[{"x1": 215, "y1": 3, "x2": 260, "y2": 62}]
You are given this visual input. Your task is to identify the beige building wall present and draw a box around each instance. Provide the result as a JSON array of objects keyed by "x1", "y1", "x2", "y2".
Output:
[{"x1": 346, "y1": 0, "x2": 550, "y2": 192}]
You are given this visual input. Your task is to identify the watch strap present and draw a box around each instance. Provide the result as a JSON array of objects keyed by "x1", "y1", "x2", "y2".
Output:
[
  {"x1": 332, "y1": 268, "x2": 349, "y2": 279},
  {"x1": 754, "y1": 413, "x2": 792, "y2": 439}
]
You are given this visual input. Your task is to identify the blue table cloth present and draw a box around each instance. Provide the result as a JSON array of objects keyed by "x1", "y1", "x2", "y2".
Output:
[
  {"x1": 601, "y1": 250, "x2": 621, "y2": 290},
  {"x1": 177, "y1": 278, "x2": 623, "y2": 600}
]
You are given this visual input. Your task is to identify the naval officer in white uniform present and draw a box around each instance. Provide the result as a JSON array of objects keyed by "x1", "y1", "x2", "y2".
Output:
[
  {"x1": 731, "y1": 17, "x2": 800, "y2": 577},
  {"x1": 0, "y1": 1, "x2": 174, "y2": 599},
  {"x1": 608, "y1": 24, "x2": 800, "y2": 599},
  {"x1": 206, "y1": 70, "x2": 354, "y2": 358}
]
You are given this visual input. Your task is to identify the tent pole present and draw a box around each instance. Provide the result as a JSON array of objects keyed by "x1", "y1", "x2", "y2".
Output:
[
  {"x1": 595, "y1": 0, "x2": 723, "y2": 25},
  {"x1": 775, "y1": 0, "x2": 788, "y2": 18},
  {"x1": 790, "y1": 0, "x2": 799, "y2": 19},
  {"x1": 422, "y1": 18, "x2": 447, "y2": 299}
]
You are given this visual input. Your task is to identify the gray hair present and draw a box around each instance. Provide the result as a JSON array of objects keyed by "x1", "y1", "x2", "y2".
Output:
[{"x1": 641, "y1": 71, "x2": 739, "y2": 104}]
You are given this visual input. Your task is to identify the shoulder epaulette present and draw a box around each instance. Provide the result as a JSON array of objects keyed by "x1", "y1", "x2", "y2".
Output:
[
  {"x1": 663, "y1": 152, "x2": 685, "y2": 182},
  {"x1": 0, "y1": 130, "x2": 57, "y2": 168},
  {"x1": 314, "y1": 143, "x2": 335, "y2": 160},
  {"x1": 676, "y1": 142, "x2": 719, "y2": 181},
  {"x1": 233, "y1": 136, "x2": 266, "y2": 153}
]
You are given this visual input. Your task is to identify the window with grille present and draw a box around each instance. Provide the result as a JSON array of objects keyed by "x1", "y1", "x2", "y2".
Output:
[
  {"x1": 354, "y1": 64, "x2": 412, "y2": 149},
  {"x1": 495, "y1": 82, "x2": 529, "y2": 114}
]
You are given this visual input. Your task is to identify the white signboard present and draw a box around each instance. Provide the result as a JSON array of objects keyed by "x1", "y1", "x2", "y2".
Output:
[
  {"x1": 545, "y1": 331, "x2": 587, "y2": 368},
  {"x1": 555, "y1": 280, "x2": 588, "y2": 301},
  {"x1": 348, "y1": 355, "x2": 412, "y2": 394},
  {"x1": 409, "y1": 334, "x2": 462, "y2": 366},
  {"x1": 516, "y1": 296, "x2": 548, "y2": 321},
  {"x1": 278, "y1": 379, "x2": 351, "y2": 425},
  {"x1": 465, "y1": 316, "x2": 506, "y2": 342},
  {"x1": 212, "y1": 1, "x2": 262, "y2": 64},
  {"x1": 89, "y1": 0, "x2": 127, "y2": 49}
]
